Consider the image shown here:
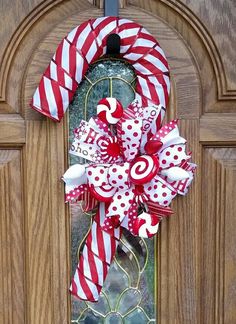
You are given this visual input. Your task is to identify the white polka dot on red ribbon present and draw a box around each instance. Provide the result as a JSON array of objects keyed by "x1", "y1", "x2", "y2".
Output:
[
  {"x1": 101, "y1": 215, "x2": 121, "y2": 232},
  {"x1": 127, "y1": 202, "x2": 138, "y2": 235},
  {"x1": 153, "y1": 120, "x2": 177, "y2": 141},
  {"x1": 90, "y1": 117, "x2": 112, "y2": 136},
  {"x1": 128, "y1": 100, "x2": 144, "y2": 117},
  {"x1": 106, "y1": 186, "x2": 136, "y2": 221},
  {"x1": 65, "y1": 184, "x2": 87, "y2": 202}
]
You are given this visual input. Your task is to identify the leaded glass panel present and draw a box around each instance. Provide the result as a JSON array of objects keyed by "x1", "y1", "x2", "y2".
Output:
[{"x1": 69, "y1": 59, "x2": 157, "y2": 323}]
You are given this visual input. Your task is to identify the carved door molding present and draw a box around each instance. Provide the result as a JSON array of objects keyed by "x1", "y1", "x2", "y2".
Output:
[{"x1": 1, "y1": 0, "x2": 235, "y2": 323}]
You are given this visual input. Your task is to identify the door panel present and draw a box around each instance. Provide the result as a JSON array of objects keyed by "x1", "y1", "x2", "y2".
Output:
[
  {"x1": 179, "y1": 0, "x2": 236, "y2": 92},
  {"x1": 202, "y1": 148, "x2": 236, "y2": 324},
  {"x1": 0, "y1": 149, "x2": 25, "y2": 323},
  {"x1": 0, "y1": 0, "x2": 235, "y2": 323}
]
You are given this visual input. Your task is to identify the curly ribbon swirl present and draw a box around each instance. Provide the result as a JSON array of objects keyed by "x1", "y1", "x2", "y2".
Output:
[{"x1": 130, "y1": 155, "x2": 158, "y2": 184}]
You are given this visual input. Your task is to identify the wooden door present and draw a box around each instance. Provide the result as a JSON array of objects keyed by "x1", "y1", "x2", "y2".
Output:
[{"x1": 0, "y1": 0, "x2": 235, "y2": 323}]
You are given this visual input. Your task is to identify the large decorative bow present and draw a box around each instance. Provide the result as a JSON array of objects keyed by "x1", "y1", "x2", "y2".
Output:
[{"x1": 63, "y1": 98, "x2": 196, "y2": 301}]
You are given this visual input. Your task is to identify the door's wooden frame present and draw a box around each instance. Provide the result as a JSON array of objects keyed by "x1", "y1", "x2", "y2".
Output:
[{"x1": 1, "y1": 0, "x2": 235, "y2": 322}]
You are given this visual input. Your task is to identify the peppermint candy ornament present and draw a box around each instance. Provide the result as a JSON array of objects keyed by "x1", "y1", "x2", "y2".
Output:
[
  {"x1": 129, "y1": 155, "x2": 159, "y2": 184},
  {"x1": 132, "y1": 212, "x2": 161, "y2": 238},
  {"x1": 97, "y1": 97, "x2": 123, "y2": 124},
  {"x1": 98, "y1": 136, "x2": 121, "y2": 163}
]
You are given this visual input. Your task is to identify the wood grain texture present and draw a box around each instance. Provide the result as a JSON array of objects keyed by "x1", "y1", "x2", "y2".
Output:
[
  {"x1": 1, "y1": 0, "x2": 236, "y2": 323},
  {"x1": 46, "y1": 118, "x2": 70, "y2": 323},
  {"x1": 129, "y1": 0, "x2": 236, "y2": 109},
  {"x1": 180, "y1": 0, "x2": 236, "y2": 91},
  {"x1": 0, "y1": 0, "x2": 43, "y2": 62},
  {"x1": 158, "y1": 120, "x2": 201, "y2": 324},
  {"x1": 0, "y1": 0, "x2": 92, "y2": 109},
  {"x1": 25, "y1": 121, "x2": 52, "y2": 323},
  {"x1": 200, "y1": 114, "x2": 236, "y2": 143},
  {"x1": 24, "y1": 119, "x2": 69, "y2": 323},
  {"x1": 0, "y1": 149, "x2": 25, "y2": 323},
  {"x1": 201, "y1": 148, "x2": 236, "y2": 323},
  {"x1": 0, "y1": 115, "x2": 25, "y2": 144},
  {"x1": 92, "y1": 0, "x2": 127, "y2": 8},
  {"x1": 20, "y1": 2, "x2": 236, "y2": 323}
]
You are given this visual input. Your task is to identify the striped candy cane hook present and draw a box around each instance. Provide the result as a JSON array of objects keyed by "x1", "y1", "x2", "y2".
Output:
[{"x1": 30, "y1": 17, "x2": 170, "y2": 123}]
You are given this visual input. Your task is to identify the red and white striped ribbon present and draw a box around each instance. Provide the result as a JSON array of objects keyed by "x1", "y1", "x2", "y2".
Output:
[
  {"x1": 70, "y1": 202, "x2": 122, "y2": 301},
  {"x1": 31, "y1": 16, "x2": 170, "y2": 122}
]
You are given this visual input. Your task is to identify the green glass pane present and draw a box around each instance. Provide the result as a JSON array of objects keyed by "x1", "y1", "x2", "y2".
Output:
[
  {"x1": 112, "y1": 79, "x2": 134, "y2": 109},
  {"x1": 86, "y1": 60, "x2": 136, "y2": 82},
  {"x1": 86, "y1": 79, "x2": 110, "y2": 116},
  {"x1": 102, "y1": 259, "x2": 130, "y2": 310},
  {"x1": 117, "y1": 288, "x2": 142, "y2": 315},
  {"x1": 124, "y1": 308, "x2": 149, "y2": 323},
  {"x1": 69, "y1": 59, "x2": 157, "y2": 324},
  {"x1": 105, "y1": 312, "x2": 123, "y2": 324}
]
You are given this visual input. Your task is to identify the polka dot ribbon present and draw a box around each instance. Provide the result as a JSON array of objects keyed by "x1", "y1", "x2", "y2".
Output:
[{"x1": 63, "y1": 99, "x2": 196, "y2": 301}]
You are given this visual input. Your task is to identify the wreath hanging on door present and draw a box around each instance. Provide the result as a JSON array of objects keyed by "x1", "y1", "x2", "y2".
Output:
[{"x1": 31, "y1": 16, "x2": 196, "y2": 302}]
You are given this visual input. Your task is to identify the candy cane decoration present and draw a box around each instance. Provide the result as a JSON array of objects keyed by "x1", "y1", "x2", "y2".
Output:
[
  {"x1": 30, "y1": 17, "x2": 170, "y2": 123},
  {"x1": 71, "y1": 203, "x2": 121, "y2": 301},
  {"x1": 30, "y1": 15, "x2": 196, "y2": 304}
]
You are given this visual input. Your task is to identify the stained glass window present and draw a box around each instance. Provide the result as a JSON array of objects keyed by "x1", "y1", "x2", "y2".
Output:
[{"x1": 69, "y1": 59, "x2": 157, "y2": 323}]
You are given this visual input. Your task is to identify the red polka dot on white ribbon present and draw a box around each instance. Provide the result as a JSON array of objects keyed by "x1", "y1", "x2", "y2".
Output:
[
  {"x1": 86, "y1": 165, "x2": 108, "y2": 186},
  {"x1": 108, "y1": 162, "x2": 130, "y2": 188},
  {"x1": 143, "y1": 176, "x2": 177, "y2": 206},
  {"x1": 120, "y1": 119, "x2": 142, "y2": 161},
  {"x1": 158, "y1": 144, "x2": 189, "y2": 169}
]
